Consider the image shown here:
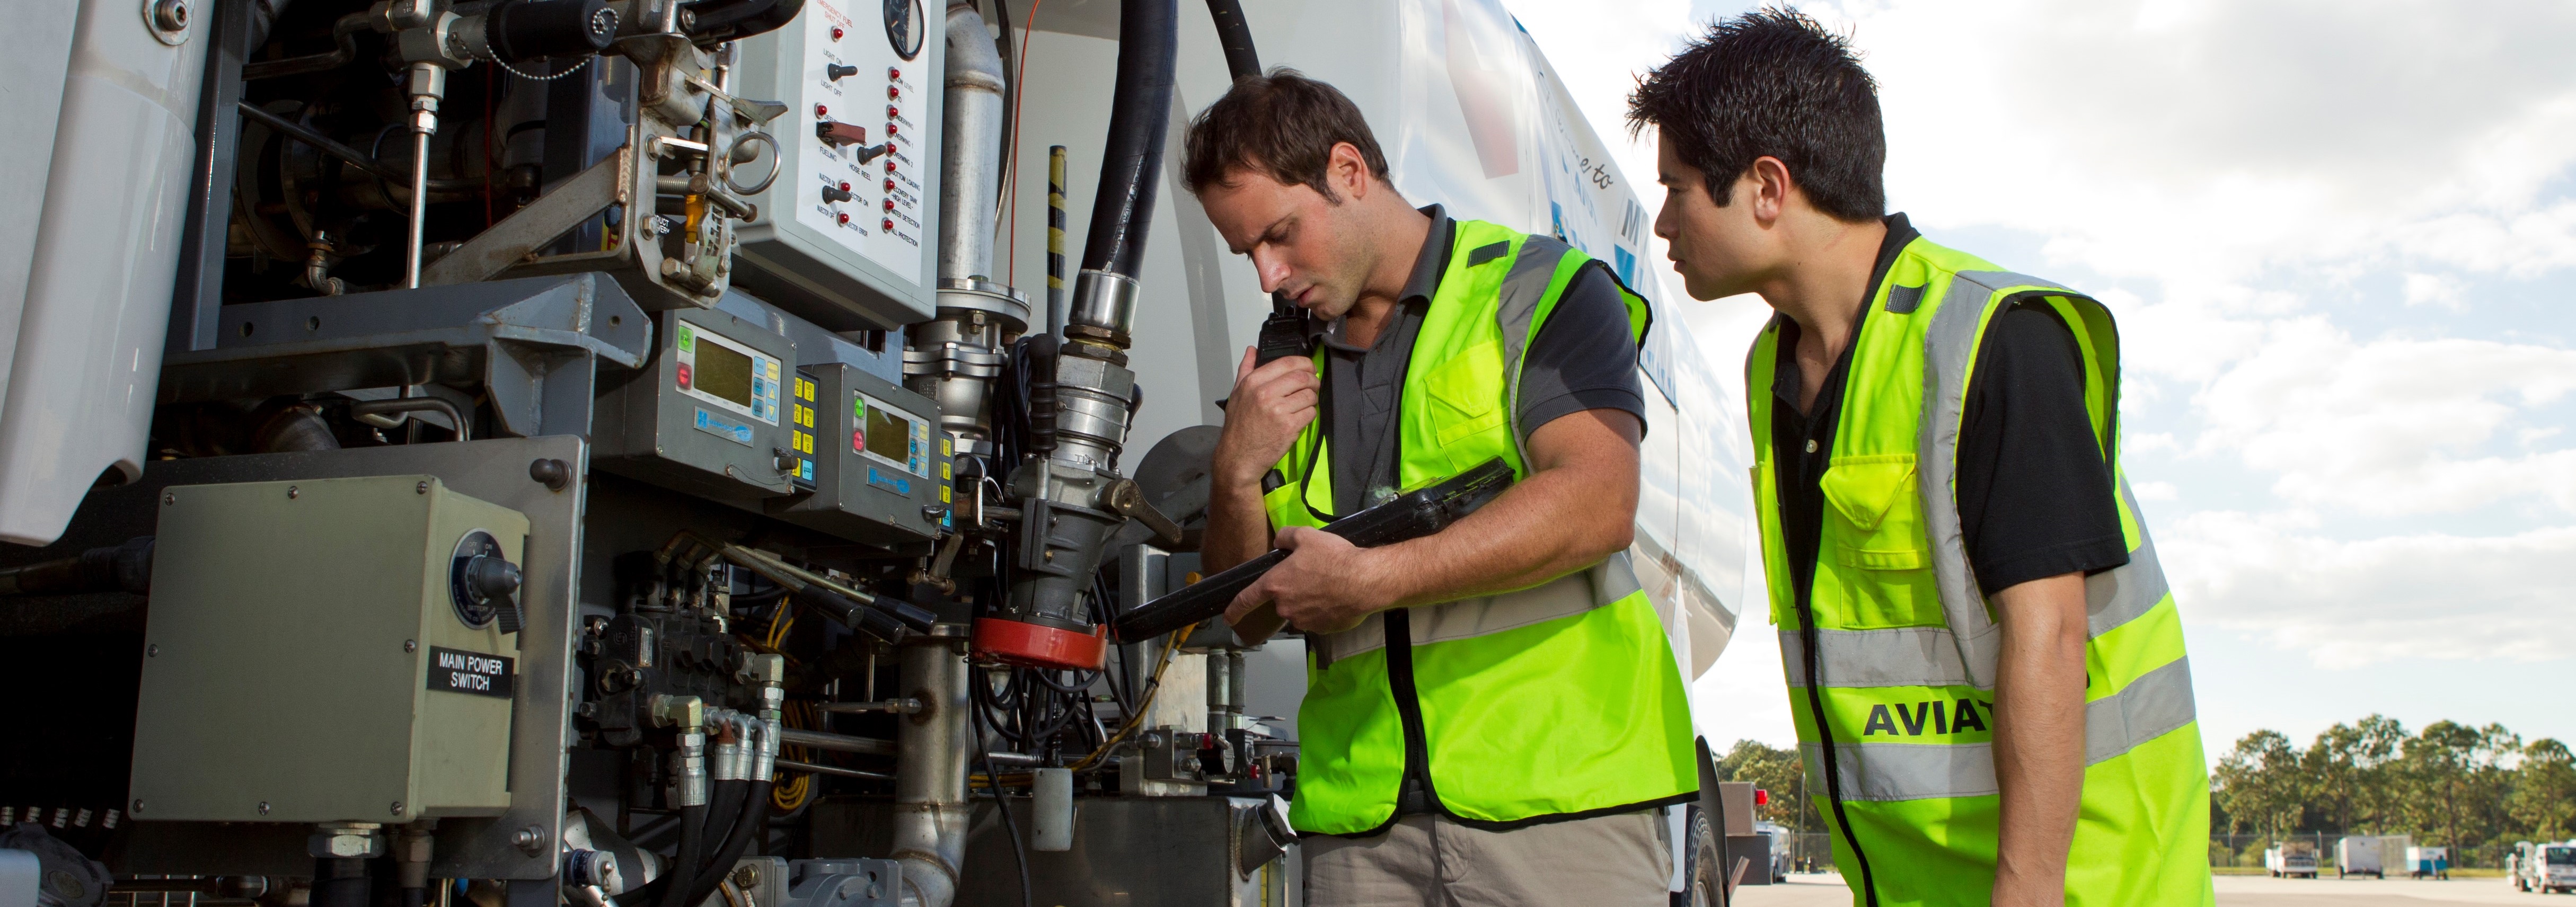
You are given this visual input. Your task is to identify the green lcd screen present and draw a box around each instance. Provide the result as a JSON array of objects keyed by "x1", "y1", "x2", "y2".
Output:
[
  {"x1": 693, "y1": 337, "x2": 755, "y2": 407},
  {"x1": 866, "y1": 404, "x2": 912, "y2": 465}
]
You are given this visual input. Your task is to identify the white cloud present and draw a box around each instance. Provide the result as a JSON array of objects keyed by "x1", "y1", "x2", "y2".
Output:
[
  {"x1": 1813, "y1": 0, "x2": 2576, "y2": 283},
  {"x1": 2133, "y1": 481, "x2": 2178, "y2": 501},
  {"x1": 2190, "y1": 324, "x2": 2576, "y2": 517},
  {"x1": 2163, "y1": 512, "x2": 2576, "y2": 668},
  {"x1": 2402, "y1": 273, "x2": 2466, "y2": 311}
]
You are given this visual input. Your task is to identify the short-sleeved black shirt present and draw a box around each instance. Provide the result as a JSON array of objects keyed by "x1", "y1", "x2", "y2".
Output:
[
  {"x1": 1770, "y1": 214, "x2": 2127, "y2": 607},
  {"x1": 1317, "y1": 206, "x2": 1644, "y2": 515}
]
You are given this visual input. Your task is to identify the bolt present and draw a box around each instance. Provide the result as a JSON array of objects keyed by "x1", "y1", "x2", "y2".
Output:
[
  {"x1": 731, "y1": 865, "x2": 761, "y2": 888},
  {"x1": 146, "y1": 643, "x2": 160, "y2": 657},
  {"x1": 530, "y1": 458, "x2": 571, "y2": 491},
  {"x1": 257, "y1": 802, "x2": 270, "y2": 815},
  {"x1": 404, "y1": 639, "x2": 417, "y2": 653},
  {"x1": 130, "y1": 799, "x2": 143, "y2": 814},
  {"x1": 286, "y1": 485, "x2": 299, "y2": 499},
  {"x1": 512, "y1": 824, "x2": 549, "y2": 855},
  {"x1": 163, "y1": 492, "x2": 175, "y2": 506},
  {"x1": 151, "y1": 0, "x2": 188, "y2": 32},
  {"x1": 391, "y1": 802, "x2": 403, "y2": 816},
  {"x1": 417, "y1": 481, "x2": 429, "y2": 494}
]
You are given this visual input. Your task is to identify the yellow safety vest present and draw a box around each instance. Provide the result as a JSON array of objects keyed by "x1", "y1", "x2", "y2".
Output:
[
  {"x1": 1268, "y1": 219, "x2": 1695, "y2": 835},
  {"x1": 1746, "y1": 234, "x2": 2213, "y2": 905}
]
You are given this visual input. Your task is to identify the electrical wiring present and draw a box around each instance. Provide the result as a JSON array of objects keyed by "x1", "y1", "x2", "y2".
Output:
[{"x1": 1065, "y1": 621, "x2": 1196, "y2": 773}]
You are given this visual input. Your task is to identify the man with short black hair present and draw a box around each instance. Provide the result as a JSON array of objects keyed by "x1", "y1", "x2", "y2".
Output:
[
  {"x1": 1628, "y1": 10, "x2": 2212, "y2": 907},
  {"x1": 1185, "y1": 70, "x2": 1698, "y2": 905}
]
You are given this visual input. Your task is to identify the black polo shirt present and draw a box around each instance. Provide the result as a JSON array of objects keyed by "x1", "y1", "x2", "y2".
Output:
[
  {"x1": 1771, "y1": 214, "x2": 2128, "y2": 609},
  {"x1": 1316, "y1": 205, "x2": 1644, "y2": 516}
]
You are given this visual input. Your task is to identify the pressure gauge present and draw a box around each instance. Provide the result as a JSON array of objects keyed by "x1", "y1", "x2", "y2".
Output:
[{"x1": 884, "y1": 0, "x2": 924, "y2": 60}]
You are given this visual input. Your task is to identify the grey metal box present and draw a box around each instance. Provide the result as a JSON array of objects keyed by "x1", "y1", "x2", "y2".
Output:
[
  {"x1": 595, "y1": 308, "x2": 800, "y2": 502},
  {"x1": 728, "y1": 0, "x2": 943, "y2": 330},
  {"x1": 768, "y1": 363, "x2": 948, "y2": 546},
  {"x1": 129, "y1": 476, "x2": 528, "y2": 824}
]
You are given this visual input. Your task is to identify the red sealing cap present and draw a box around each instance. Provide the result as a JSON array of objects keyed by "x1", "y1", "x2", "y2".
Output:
[{"x1": 972, "y1": 618, "x2": 1108, "y2": 670}]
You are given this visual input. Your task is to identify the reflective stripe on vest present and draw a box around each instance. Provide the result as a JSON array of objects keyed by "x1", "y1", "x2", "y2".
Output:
[
  {"x1": 1269, "y1": 220, "x2": 1695, "y2": 835},
  {"x1": 1745, "y1": 236, "x2": 2213, "y2": 906}
]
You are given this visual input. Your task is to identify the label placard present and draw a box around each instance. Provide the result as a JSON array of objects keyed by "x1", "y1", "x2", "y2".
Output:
[{"x1": 428, "y1": 646, "x2": 515, "y2": 698}]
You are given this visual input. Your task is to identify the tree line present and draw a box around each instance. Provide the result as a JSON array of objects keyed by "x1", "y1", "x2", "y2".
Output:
[
  {"x1": 1712, "y1": 714, "x2": 2576, "y2": 868},
  {"x1": 2213, "y1": 716, "x2": 2574, "y2": 866}
]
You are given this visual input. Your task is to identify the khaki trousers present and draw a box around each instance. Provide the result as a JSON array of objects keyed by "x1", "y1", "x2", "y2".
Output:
[{"x1": 1303, "y1": 810, "x2": 1673, "y2": 906}]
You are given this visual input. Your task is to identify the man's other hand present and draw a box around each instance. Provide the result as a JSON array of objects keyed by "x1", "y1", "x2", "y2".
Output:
[
  {"x1": 1225, "y1": 526, "x2": 1392, "y2": 636},
  {"x1": 1213, "y1": 346, "x2": 1320, "y2": 489}
]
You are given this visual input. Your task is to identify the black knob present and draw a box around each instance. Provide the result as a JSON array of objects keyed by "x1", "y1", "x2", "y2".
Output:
[
  {"x1": 826, "y1": 64, "x2": 859, "y2": 81},
  {"x1": 822, "y1": 184, "x2": 853, "y2": 203}
]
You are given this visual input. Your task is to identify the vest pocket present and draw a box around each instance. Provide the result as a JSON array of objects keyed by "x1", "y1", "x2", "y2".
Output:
[
  {"x1": 1819, "y1": 454, "x2": 1930, "y2": 571},
  {"x1": 1424, "y1": 340, "x2": 1508, "y2": 449}
]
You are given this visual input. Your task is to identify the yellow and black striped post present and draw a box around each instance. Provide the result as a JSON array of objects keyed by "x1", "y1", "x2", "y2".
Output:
[{"x1": 1047, "y1": 145, "x2": 1068, "y2": 337}]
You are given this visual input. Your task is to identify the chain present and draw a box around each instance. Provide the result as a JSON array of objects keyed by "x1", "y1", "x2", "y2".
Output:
[{"x1": 491, "y1": 54, "x2": 595, "y2": 83}]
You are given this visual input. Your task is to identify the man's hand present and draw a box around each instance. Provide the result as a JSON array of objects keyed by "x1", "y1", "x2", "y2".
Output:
[
  {"x1": 1212, "y1": 346, "x2": 1320, "y2": 488},
  {"x1": 1990, "y1": 571, "x2": 2089, "y2": 907},
  {"x1": 1223, "y1": 527, "x2": 1397, "y2": 636}
]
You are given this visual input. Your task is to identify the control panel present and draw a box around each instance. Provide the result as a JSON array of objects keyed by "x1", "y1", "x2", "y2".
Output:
[
  {"x1": 594, "y1": 309, "x2": 801, "y2": 502},
  {"x1": 731, "y1": 0, "x2": 942, "y2": 332},
  {"x1": 770, "y1": 362, "x2": 949, "y2": 547}
]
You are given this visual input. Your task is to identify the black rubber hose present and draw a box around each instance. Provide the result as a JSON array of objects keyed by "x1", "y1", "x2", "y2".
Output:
[
  {"x1": 654, "y1": 804, "x2": 709, "y2": 907},
  {"x1": 687, "y1": 780, "x2": 772, "y2": 907},
  {"x1": 310, "y1": 858, "x2": 367, "y2": 907},
  {"x1": 696, "y1": 778, "x2": 747, "y2": 872},
  {"x1": 1076, "y1": 0, "x2": 1178, "y2": 279},
  {"x1": 1204, "y1": 0, "x2": 1259, "y2": 82}
]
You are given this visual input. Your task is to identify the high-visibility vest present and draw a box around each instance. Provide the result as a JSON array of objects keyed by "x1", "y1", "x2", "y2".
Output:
[
  {"x1": 1265, "y1": 219, "x2": 1696, "y2": 835},
  {"x1": 1746, "y1": 235, "x2": 2213, "y2": 905}
]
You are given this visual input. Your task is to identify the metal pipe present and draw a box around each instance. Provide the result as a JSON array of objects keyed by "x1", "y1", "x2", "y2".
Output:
[
  {"x1": 348, "y1": 396, "x2": 471, "y2": 441},
  {"x1": 400, "y1": 63, "x2": 450, "y2": 289},
  {"x1": 891, "y1": 626, "x2": 971, "y2": 907},
  {"x1": 937, "y1": 3, "x2": 1006, "y2": 282},
  {"x1": 774, "y1": 758, "x2": 892, "y2": 781},
  {"x1": 777, "y1": 726, "x2": 898, "y2": 756}
]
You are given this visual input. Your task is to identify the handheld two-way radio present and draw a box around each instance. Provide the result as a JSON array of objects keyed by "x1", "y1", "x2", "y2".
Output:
[{"x1": 1253, "y1": 291, "x2": 1313, "y2": 367}]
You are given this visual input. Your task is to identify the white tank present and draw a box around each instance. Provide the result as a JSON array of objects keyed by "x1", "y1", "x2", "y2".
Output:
[{"x1": 0, "y1": 0, "x2": 207, "y2": 545}]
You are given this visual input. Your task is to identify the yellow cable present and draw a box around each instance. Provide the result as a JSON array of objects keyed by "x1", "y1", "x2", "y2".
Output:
[{"x1": 1064, "y1": 622, "x2": 1197, "y2": 773}]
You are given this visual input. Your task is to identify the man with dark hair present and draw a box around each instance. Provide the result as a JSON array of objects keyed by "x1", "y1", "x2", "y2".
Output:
[
  {"x1": 1628, "y1": 10, "x2": 2211, "y2": 907},
  {"x1": 1184, "y1": 70, "x2": 1698, "y2": 904}
]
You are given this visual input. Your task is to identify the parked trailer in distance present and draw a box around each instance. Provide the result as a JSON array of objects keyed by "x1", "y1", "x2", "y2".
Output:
[
  {"x1": 2268, "y1": 841, "x2": 2321, "y2": 879},
  {"x1": 2338, "y1": 835, "x2": 2386, "y2": 878},
  {"x1": 2407, "y1": 845, "x2": 2451, "y2": 880}
]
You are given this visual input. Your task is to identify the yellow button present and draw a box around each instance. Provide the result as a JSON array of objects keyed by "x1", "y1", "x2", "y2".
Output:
[{"x1": 940, "y1": 486, "x2": 951, "y2": 503}]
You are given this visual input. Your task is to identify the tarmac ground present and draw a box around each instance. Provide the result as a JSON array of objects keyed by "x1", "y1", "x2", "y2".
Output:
[{"x1": 1726, "y1": 872, "x2": 2557, "y2": 906}]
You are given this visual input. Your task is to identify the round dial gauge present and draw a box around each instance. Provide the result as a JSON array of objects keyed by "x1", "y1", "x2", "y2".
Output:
[{"x1": 885, "y1": 0, "x2": 925, "y2": 61}]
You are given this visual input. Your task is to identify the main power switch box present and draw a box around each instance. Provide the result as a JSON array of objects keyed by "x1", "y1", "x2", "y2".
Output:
[
  {"x1": 730, "y1": 0, "x2": 943, "y2": 331},
  {"x1": 596, "y1": 308, "x2": 800, "y2": 502},
  {"x1": 770, "y1": 363, "x2": 949, "y2": 547},
  {"x1": 129, "y1": 476, "x2": 528, "y2": 824}
]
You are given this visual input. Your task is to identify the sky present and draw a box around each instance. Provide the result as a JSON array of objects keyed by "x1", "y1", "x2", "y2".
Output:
[{"x1": 1494, "y1": 0, "x2": 2576, "y2": 763}]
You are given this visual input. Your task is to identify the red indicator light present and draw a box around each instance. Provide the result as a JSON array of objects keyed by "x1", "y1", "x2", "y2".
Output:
[
  {"x1": 883, "y1": 179, "x2": 895, "y2": 192},
  {"x1": 839, "y1": 181, "x2": 851, "y2": 192},
  {"x1": 884, "y1": 122, "x2": 897, "y2": 136},
  {"x1": 813, "y1": 103, "x2": 828, "y2": 118},
  {"x1": 677, "y1": 363, "x2": 692, "y2": 389},
  {"x1": 852, "y1": 429, "x2": 866, "y2": 452},
  {"x1": 1754, "y1": 789, "x2": 1770, "y2": 806},
  {"x1": 830, "y1": 26, "x2": 844, "y2": 40},
  {"x1": 837, "y1": 212, "x2": 850, "y2": 225},
  {"x1": 887, "y1": 67, "x2": 901, "y2": 81},
  {"x1": 885, "y1": 159, "x2": 897, "y2": 174},
  {"x1": 883, "y1": 198, "x2": 895, "y2": 212},
  {"x1": 887, "y1": 104, "x2": 899, "y2": 119},
  {"x1": 886, "y1": 86, "x2": 900, "y2": 101},
  {"x1": 881, "y1": 218, "x2": 894, "y2": 231}
]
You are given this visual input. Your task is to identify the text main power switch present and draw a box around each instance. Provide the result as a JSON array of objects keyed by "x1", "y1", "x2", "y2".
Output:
[{"x1": 129, "y1": 476, "x2": 529, "y2": 824}]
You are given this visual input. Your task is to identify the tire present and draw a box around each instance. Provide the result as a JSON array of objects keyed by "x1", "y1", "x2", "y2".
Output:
[{"x1": 1682, "y1": 805, "x2": 1721, "y2": 907}]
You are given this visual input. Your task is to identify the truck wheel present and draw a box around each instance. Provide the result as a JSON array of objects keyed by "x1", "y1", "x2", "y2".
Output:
[{"x1": 1683, "y1": 805, "x2": 1719, "y2": 907}]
